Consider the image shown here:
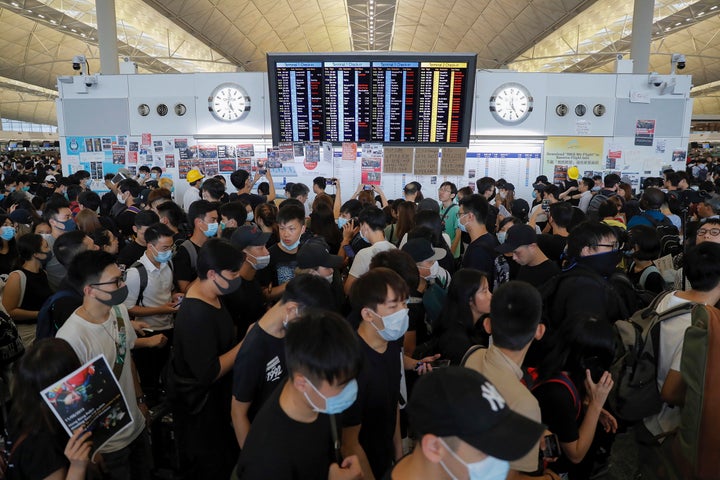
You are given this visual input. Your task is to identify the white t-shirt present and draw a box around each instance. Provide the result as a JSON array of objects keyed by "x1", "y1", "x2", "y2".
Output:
[
  {"x1": 183, "y1": 186, "x2": 200, "y2": 212},
  {"x1": 123, "y1": 253, "x2": 175, "y2": 330},
  {"x1": 57, "y1": 305, "x2": 145, "y2": 453},
  {"x1": 643, "y1": 292, "x2": 693, "y2": 437},
  {"x1": 578, "y1": 190, "x2": 593, "y2": 213},
  {"x1": 348, "y1": 240, "x2": 396, "y2": 279}
]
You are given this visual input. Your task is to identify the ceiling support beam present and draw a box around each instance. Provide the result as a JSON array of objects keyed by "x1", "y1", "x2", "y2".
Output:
[{"x1": 630, "y1": 0, "x2": 653, "y2": 73}]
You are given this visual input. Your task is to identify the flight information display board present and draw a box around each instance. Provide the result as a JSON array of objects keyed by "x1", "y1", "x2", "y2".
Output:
[{"x1": 268, "y1": 53, "x2": 477, "y2": 147}]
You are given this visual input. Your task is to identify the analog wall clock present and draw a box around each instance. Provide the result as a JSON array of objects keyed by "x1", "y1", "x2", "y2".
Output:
[
  {"x1": 489, "y1": 82, "x2": 534, "y2": 125},
  {"x1": 575, "y1": 104, "x2": 587, "y2": 117},
  {"x1": 208, "y1": 83, "x2": 251, "y2": 122},
  {"x1": 138, "y1": 104, "x2": 150, "y2": 116},
  {"x1": 556, "y1": 104, "x2": 568, "y2": 117},
  {"x1": 593, "y1": 104, "x2": 606, "y2": 117}
]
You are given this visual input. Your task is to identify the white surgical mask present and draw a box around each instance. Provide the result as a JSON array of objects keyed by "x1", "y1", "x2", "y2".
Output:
[
  {"x1": 497, "y1": 231, "x2": 507, "y2": 244},
  {"x1": 423, "y1": 261, "x2": 441, "y2": 281},
  {"x1": 439, "y1": 439, "x2": 510, "y2": 480},
  {"x1": 369, "y1": 308, "x2": 409, "y2": 341}
]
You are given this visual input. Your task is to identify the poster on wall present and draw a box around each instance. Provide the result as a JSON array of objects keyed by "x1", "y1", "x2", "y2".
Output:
[
  {"x1": 634, "y1": 120, "x2": 656, "y2": 146},
  {"x1": 361, "y1": 143, "x2": 383, "y2": 185},
  {"x1": 544, "y1": 137, "x2": 604, "y2": 180},
  {"x1": 342, "y1": 142, "x2": 357, "y2": 161}
]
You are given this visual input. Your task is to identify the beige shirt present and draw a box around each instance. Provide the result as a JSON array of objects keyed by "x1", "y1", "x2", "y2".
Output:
[{"x1": 465, "y1": 345, "x2": 542, "y2": 473}]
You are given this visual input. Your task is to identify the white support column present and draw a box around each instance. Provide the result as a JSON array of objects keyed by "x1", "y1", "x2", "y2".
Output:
[
  {"x1": 96, "y1": 0, "x2": 119, "y2": 75},
  {"x1": 631, "y1": 0, "x2": 654, "y2": 74}
]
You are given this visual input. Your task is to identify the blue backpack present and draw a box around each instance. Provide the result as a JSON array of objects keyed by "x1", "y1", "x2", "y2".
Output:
[{"x1": 35, "y1": 290, "x2": 81, "y2": 340}]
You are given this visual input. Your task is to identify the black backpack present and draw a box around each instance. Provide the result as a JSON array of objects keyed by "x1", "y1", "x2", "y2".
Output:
[
  {"x1": 129, "y1": 260, "x2": 174, "y2": 306},
  {"x1": 639, "y1": 212, "x2": 682, "y2": 257},
  {"x1": 586, "y1": 192, "x2": 610, "y2": 220},
  {"x1": 0, "y1": 309, "x2": 23, "y2": 366},
  {"x1": 609, "y1": 291, "x2": 695, "y2": 422},
  {"x1": 35, "y1": 290, "x2": 81, "y2": 340}
]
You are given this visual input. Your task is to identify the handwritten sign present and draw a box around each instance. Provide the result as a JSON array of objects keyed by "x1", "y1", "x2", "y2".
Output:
[
  {"x1": 440, "y1": 148, "x2": 467, "y2": 176},
  {"x1": 414, "y1": 148, "x2": 439, "y2": 175},
  {"x1": 383, "y1": 148, "x2": 413, "y2": 173}
]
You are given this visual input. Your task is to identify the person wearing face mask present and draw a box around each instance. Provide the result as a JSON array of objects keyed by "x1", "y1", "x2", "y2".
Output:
[
  {"x1": 458, "y1": 195, "x2": 499, "y2": 289},
  {"x1": 122, "y1": 223, "x2": 179, "y2": 402},
  {"x1": 476, "y1": 177, "x2": 499, "y2": 235},
  {"x1": 225, "y1": 226, "x2": 273, "y2": 334},
  {"x1": 343, "y1": 268, "x2": 410, "y2": 479},
  {"x1": 257, "y1": 204, "x2": 307, "y2": 300},
  {"x1": 168, "y1": 238, "x2": 244, "y2": 480},
  {"x1": 0, "y1": 214, "x2": 18, "y2": 275},
  {"x1": 387, "y1": 367, "x2": 545, "y2": 480},
  {"x1": 2, "y1": 233, "x2": 53, "y2": 346},
  {"x1": 344, "y1": 205, "x2": 396, "y2": 295},
  {"x1": 173, "y1": 200, "x2": 220, "y2": 293},
  {"x1": 113, "y1": 178, "x2": 144, "y2": 242},
  {"x1": 44, "y1": 202, "x2": 77, "y2": 250},
  {"x1": 236, "y1": 310, "x2": 364, "y2": 480},
  {"x1": 401, "y1": 237, "x2": 450, "y2": 324},
  {"x1": 56, "y1": 250, "x2": 152, "y2": 479},
  {"x1": 230, "y1": 274, "x2": 333, "y2": 450},
  {"x1": 527, "y1": 221, "x2": 630, "y2": 367},
  {"x1": 219, "y1": 201, "x2": 248, "y2": 232}
]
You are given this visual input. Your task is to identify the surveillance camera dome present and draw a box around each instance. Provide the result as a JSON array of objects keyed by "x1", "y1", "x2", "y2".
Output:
[
  {"x1": 677, "y1": 61, "x2": 686, "y2": 70},
  {"x1": 72, "y1": 63, "x2": 81, "y2": 71}
]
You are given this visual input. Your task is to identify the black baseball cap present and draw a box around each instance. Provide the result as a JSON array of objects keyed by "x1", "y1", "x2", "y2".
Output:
[
  {"x1": 297, "y1": 238, "x2": 343, "y2": 269},
  {"x1": 231, "y1": 225, "x2": 271, "y2": 250},
  {"x1": 496, "y1": 224, "x2": 537, "y2": 253},
  {"x1": 402, "y1": 238, "x2": 446, "y2": 263},
  {"x1": 511, "y1": 199, "x2": 530, "y2": 219},
  {"x1": 407, "y1": 367, "x2": 545, "y2": 461}
]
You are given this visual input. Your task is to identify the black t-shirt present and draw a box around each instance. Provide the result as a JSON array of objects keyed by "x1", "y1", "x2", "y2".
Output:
[
  {"x1": 222, "y1": 278, "x2": 266, "y2": 338},
  {"x1": 516, "y1": 259, "x2": 561, "y2": 288},
  {"x1": 462, "y1": 233, "x2": 499, "y2": 286},
  {"x1": 115, "y1": 206, "x2": 141, "y2": 241},
  {"x1": 12, "y1": 430, "x2": 68, "y2": 480},
  {"x1": 236, "y1": 382, "x2": 336, "y2": 480},
  {"x1": 0, "y1": 240, "x2": 17, "y2": 275},
  {"x1": 116, "y1": 241, "x2": 145, "y2": 268},
  {"x1": 232, "y1": 323, "x2": 286, "y2": 422},
  {"x1": 259, "y1": 244, "x2": 297, "y2": 287},
  {"x1": 173, "y1": 240, "x2": 201, "y2": 284},
  {"x1": 533, "y1": 381, "x2": 584, "y2": 478},
  {"x1": 19, "y1": 268, "x2": 52, "y2": 312},
  {"x1": 537, "y1": 234, "x2": 568, "y2": 265},
  {"x1": 343, "y1": 337, "x2": 402, "y2": 479},
  {"x1": 628, "y1": 265, "x2": 664, "y2": 294},
  {"x1": 229, "y1": 192, "x2": 267, "y2": 210},
  {"x1": 172, "y1": 298, "x2": 235, "y2": 420}
]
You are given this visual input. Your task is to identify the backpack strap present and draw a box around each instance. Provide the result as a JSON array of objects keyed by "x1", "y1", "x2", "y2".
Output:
[
  {"x1": 181, "y1": 240, "x2": 198, "y2": 271},
  {"x1": 129, "y1": 262, "x2": 148, "y2": 307},
  {"x1": 525, "y1": 367, "x2": 582, "y2": 420},
  {"x1": 111, "y1": 305, "x2": 127, "y2": 380},
  {"x1": 639, "y1": 265, "x2": 661, "y2": 290},
  {"x1": 440, "y1": 204, "x2": 458, "y2": 223},
  {"x1": 460, "y1": 344, "x2": 486, "y2": 367}
]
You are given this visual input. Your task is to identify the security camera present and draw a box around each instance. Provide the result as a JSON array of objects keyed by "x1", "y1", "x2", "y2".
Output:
[
  {"x1": 671, "y1": 53, "x2": 686, "y2": 71},
  {"x1": 616, "y1": 53, "x2": 624, "y2": 61},
  {"x1": 84, "y1": 75, "x2": 97, "y2": 88},
  {"x1": 72, "y1": 55, "x2": 85, "y2": 71},
  {"x1": 648, "y1": 73, "x2": 663, "y2": 87}
]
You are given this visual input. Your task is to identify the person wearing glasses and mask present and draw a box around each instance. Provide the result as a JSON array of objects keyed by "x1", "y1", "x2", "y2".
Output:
[
  {"x1": 169, "y1": 238, "x2": 245, "y2": 480},
  {"x1": 123, "y1": 223, "x2": 181, "y2": 402},
  {"x1": 56, "y1": 250, "x2": 153, "y2": 480}
]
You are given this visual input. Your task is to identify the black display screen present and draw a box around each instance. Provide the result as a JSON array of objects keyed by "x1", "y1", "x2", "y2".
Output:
[{"x1": 267, "y1": 53, "x2": 477, "y2": 147}]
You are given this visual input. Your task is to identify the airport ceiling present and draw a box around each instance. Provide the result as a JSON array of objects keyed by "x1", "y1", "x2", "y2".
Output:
[{"x1": 0, "y1": 0, "x2": 719, "y2": 127}]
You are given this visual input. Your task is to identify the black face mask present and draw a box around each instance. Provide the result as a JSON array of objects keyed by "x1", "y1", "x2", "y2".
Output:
[
  {"x1": 213, "y1": 272, "x2": 242, "y2": 295},
  {"x1": 577, "y1": 250, "x2": 622, "y2": 278},
  {"x1": 94, "y1": 285, "x2": 129, "y2": 306}
]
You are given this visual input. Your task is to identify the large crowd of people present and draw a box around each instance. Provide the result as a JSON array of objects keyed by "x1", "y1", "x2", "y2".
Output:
[{"x1": 1, "y1": 151, "x2": 719, "y2": 480}]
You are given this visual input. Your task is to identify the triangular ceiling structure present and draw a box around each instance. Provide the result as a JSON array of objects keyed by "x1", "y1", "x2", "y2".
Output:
[{"x1": 0, "y1": 0, "x2": 718, "y2": 126}]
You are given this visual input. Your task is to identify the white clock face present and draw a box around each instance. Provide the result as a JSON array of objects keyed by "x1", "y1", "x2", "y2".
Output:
[
  {"x1": 208, "y1": 83, "x2": 251, "y2": 122},
  {"x1": 489, "y1": 83, "x2": 533, "y2": 125}
]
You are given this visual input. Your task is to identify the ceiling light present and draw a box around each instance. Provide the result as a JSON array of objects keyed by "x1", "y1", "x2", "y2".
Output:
[
  {"x1": 711, "y1": 5, "x2": 718, "y2": 10},
  {"x1": 11, "y1": 2, "x2": 19, "y2": 7},
  {"x1": 665, "y1": 27, "x2": 671, "y2": 31},
  {"x1": 686, "y1": 18, "x2": 692, "y2": 21},
  {"x1": 38, "y1": 14, "x2": 45, "y2": 18},
  {"x1": 50, "y1": 19, "x2": 56, "y2": 24},
  {"x1": 71, "y1": 28, "x2": 77, "y2": 32},
  {"x1": 26, "y1": 9, "x2": 32, "y2": 13},
  {"x1": 698, "y1": 11, "x2": 705, "y2": 16},
  {"x1": 80, "y1": 33, "x2": 86, "y2": 37},
  {"x1": 675, "y1": 22, "x2": 682, "y2": 26}
]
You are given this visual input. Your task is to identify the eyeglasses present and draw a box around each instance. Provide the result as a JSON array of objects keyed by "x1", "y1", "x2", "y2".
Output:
[
  {"x1": 595, "y1": 242, "x2": 620, "y2": 251},
  {"x1": 91, "y1": 270, "x2": 126, "y2": 288},
  {"x1": 698, "y1": 228, "x2": 720, "y2": 237},
  {"x1": 456, "y1": 212, "x2": 468, "y2": 219}
]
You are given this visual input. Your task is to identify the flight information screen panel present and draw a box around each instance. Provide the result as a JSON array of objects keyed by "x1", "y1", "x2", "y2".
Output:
[{"x1": 268, "y1": 53, "x2": 477, "y2": 147}]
